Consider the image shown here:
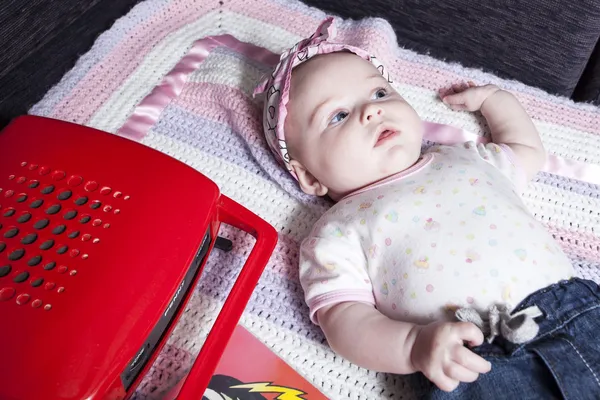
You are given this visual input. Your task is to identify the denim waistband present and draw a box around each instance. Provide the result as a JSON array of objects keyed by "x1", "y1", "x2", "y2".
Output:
[
  {"x1": 514, "y1": 278, "x2": 600, "y2": 335},
  {"x1": 474, "y1": 278, "x2": 600, "y2": 355}
]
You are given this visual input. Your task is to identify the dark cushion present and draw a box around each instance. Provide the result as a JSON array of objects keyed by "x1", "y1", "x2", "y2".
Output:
[
  {"x1": 0, "y1": 1, "x2": 101, "y2": 80},
  {"x1": 302, "y1": 0, "x2": 600, "y2": 100},
  {"x1": 1, "y1": 0, "x2": 599, "y2": 130},
  {"x1": 0, "y1": 0, "x2": 141, "y2": 129},
  {"x1": 574, "y1": 45, "x2": 600, "y2": 104}
]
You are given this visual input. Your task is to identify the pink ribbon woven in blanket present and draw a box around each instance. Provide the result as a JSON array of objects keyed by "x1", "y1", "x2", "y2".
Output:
[{"x1": 117, "y1": 35, "x2": 600, "y2": 187}]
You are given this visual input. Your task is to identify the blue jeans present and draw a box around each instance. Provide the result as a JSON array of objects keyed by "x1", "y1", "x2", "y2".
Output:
[{"x1": 411, "y1": 278, "x2": 600, "y2": 399}]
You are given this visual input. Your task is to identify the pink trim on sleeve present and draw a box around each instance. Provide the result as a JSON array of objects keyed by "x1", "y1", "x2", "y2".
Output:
[{"x1": 307, "y1": 289, "x2": 375, "y2": 325}]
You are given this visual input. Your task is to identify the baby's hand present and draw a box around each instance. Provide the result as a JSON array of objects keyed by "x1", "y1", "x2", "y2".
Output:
[
  {"x1": 410, "y1": 321, "x2": 492, "y2": 392},
  {"x1": 440, "y1": 82, "x2": 500, "y2": 112}
]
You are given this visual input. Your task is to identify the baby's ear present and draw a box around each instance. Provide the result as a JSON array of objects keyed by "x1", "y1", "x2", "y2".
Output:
[{"x1": 289, "y1": 159, "x2": 328, "y2": 196}]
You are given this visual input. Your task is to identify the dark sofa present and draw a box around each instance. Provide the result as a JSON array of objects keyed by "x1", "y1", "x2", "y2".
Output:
[
  {"x1": 1, "y1": 0, "x2": 599, "y2": 130},
  {"x1": 0, "y1": 0, "x2": 141, "y2": 128}
]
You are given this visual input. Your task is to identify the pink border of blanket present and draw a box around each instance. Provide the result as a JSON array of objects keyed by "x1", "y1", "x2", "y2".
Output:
[
  {"x1": 117, "y1": 35, "x2": 600, "y2": 186},
  {"x1": 117, "y1": 34, "x2": 280, "y2": 140}
]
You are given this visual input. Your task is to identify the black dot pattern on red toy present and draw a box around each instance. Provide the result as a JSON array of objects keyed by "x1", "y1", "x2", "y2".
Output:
[
  {"x1": 13, "y1": 271, "x2": 29, "y2": 283},
  {"x1": 64, "y1": 210, "x2": 78, "y2": 220},
  {"x1": 21, "y1": 233, "x2": 38, "y2": 245},
  {"x1": 4, "y1": 227, "x2": 19, "y2": 238},
  {"x1": 0, "y1": 265, "x2": 11, "y2": 277},
  {"x1": 40, "y1": 239, "x2": 54, "y2": 250},
  {"x1": 34, "y1": 219, "x2": 49, "y2": 230},
  {"x1": 52, "y1": 225, "x2": 66, "y2": 235},
  {"x1": 41, "y1": 185, "x2": 55, "y2": 195},
  {"x1": 29, "y1": 199, "x2": 43, "y2": 209},
  {"x1": 17, "y1": 212, "x2": 32, "y2": 223},
  {"x1": 31, "y1": 278, "x2": 43, "y2": 287},
  {"x1": 58, "y1": 190, "x2": 72, "y2": 201},
  {"x1": 45, "y1": 204, "x2": 61, "y2": 215},
  {"x1": 43, "y1": 262, "x2": 56, "y2": 271},
  {"x1": 2, "y1": 161, "x2": 127, "y2": 302},
  {"x1": 28, "y1": 255, "x2": 42, "y2": 266},
  {"x1": 8, "y1": 249, "x2": 25, "y2": 261}
]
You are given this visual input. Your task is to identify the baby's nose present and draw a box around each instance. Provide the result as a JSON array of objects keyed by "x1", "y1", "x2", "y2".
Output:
[
  {"x1": 363, "y1": 104, "x2": 384, "y2": 122},
  {"x1": 367, "y1": 109, "x2": 382, "y2": 120}
]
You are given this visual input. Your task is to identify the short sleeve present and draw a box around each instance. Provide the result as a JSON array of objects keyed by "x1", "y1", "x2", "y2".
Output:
[
  {"x1": 472, "y1": 142, "x2": 527, "y2": 193},
  {"x1": 299, "y1": 223, "x2": 374, "y2": 325}
]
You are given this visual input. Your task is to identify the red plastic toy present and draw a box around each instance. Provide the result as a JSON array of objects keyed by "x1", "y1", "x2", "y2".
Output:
[{"x1": 0, "y1": 116, "x2": 278, "y2": 400}]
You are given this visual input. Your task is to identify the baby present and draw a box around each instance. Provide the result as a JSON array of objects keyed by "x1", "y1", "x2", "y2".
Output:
[{"x1": 255, "y1": 18, "x2": 600, "y2": 398}]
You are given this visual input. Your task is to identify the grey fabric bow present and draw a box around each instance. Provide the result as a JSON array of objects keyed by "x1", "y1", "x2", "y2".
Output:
[{"x1": 456, "y1": 305, "x2": 543, "y2": 344}]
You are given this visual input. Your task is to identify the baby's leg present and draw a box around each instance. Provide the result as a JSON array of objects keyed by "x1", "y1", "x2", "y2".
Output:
[{"x1": 411, "y1": 278, "x2": 600, "y2": 400}]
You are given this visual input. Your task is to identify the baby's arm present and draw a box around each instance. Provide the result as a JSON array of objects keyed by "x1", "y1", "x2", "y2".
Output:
[
  {"x1": 318, "y1": 301, "x2": 491, "y2": 392},
  {"x1": 441, "y1": 82, "x2": 546, "y2": 181}
]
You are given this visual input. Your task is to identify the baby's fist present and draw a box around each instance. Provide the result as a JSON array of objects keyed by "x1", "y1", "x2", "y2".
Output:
[
  {"x1": 440, "y1": 82, "x2": 500, "y2": 112},
  {"x1": 410, "y1": 321, "x2": 491, "y2": 392}
]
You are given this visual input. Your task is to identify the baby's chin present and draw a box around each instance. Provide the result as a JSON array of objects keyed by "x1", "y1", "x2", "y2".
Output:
[
  {"x1": 330, "y1": 163, "x2": 417, "y2": 200},
  {"x1": 379, "y1": 150, "x2": 422, "y2": 177},
  {"x1": 325, "y1": 150, "x2": 423, "y2": 200}
]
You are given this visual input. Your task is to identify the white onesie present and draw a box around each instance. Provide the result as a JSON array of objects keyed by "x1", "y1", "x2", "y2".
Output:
[{"x1": 299, "y1": 141, "x2": 574, "y2": 325}]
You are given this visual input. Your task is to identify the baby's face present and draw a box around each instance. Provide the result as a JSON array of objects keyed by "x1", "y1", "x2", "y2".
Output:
[{"x1": 285, "y1": 52, "x2": 423, "y2": 200}]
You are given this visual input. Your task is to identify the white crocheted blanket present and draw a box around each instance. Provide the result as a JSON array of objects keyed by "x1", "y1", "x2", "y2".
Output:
[{"x1": 30, "y1": 0, "x2": 600, "y2": 398}]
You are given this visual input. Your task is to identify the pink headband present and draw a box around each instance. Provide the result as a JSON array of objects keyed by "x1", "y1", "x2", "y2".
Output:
[{"x1": 253, "y1": 17, "x2": 392, "y2": 180}]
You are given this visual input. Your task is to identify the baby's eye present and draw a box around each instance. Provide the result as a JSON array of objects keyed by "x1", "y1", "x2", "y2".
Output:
[
  {"x1": 330, "y1": 111, "x2": 348, "y2": 124},
  {"x1": 373, "y1": 88, "x2": 388, "y2": 99}
]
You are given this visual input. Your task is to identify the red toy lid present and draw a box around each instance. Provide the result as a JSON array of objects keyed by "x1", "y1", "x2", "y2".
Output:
[{"x1": 0, "y1": 116, "x2": 220, "y2": 400}]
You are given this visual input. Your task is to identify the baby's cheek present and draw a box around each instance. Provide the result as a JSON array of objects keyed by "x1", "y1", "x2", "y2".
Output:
[
  {"x1": 319, "y1": 153, "x2": 364, "y2": 188},
  {"x1": 322, "y1": 148, "x2": 352, "y2": 173},
  {"x1": 408, "y1": 113, "x2": 425, "y2": 140}
]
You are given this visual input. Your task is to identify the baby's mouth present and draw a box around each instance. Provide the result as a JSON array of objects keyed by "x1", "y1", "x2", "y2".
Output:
[{"x1": 375, "y1": 128, "x2": 398, "y2": 146}]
